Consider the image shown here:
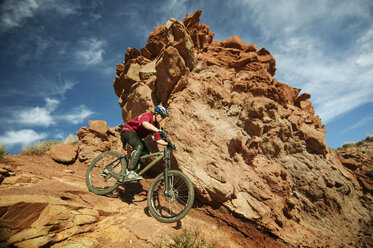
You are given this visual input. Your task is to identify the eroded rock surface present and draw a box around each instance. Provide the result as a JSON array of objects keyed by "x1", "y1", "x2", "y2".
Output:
[
  {"x1": 335, "y1": 138, "x2": 373, "y2": 195},
  {"x1": 0, "y1": 155, "x2": 283, "y2": 248},
  {"x1": 112, "y1": 9, "x2": 372, "y2": 247},
  {"x1": 76, "y1": 121, "x2": 123, "y2": 164}
]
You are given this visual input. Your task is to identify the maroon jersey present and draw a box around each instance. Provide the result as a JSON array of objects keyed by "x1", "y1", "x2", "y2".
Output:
[{"x1": 121, "y1": 112, "x2": 162, "y2": 141}]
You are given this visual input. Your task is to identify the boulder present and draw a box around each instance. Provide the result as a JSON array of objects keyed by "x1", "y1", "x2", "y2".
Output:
[
  {"x1": 49, "y1": 144, "x2": 77, "y2": 164},
  {"x1": 88, "y1": 120, "x2": 110, "y2": 138}
]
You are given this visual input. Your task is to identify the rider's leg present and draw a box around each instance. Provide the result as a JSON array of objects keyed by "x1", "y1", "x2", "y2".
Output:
[
  {"x1": 139, "y1": 140, "x2": 150, "y2": 164},
  {"x1": 128, "y1": 144, "x2": 143, "y2": 171},
  {"x1": 121, "y1": 131, "x2": 144, "y2": 180},
  {"x1": 120, "y1": 131, "x2": 127, "y2": 150}
]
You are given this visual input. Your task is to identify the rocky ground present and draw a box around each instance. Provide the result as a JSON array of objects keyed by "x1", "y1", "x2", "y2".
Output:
[{"x1": 0, "y1": 154, "x2": 287, "y2": 248}]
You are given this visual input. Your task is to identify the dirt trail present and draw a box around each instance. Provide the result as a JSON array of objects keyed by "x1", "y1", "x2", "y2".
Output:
[{"x1": 0, "y1": 154, "x2": 288, "y2": 247}]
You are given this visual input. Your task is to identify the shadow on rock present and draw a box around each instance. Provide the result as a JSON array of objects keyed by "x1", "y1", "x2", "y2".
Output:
[{"x1": 117, "y1": 183, "x2": 147, "y2": 204}]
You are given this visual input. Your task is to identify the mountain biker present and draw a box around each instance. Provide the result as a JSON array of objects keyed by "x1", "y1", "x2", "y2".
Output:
[{"x1": 120, "y1": 106, "x2": 169, "y2": 181}]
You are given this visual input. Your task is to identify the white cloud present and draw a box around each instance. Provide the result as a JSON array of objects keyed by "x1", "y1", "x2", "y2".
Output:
[
  {"x1": 0, "y1": 0, "x2": 79, "y2": 31},
  {"x1": 75, "y1": 38, "x2": 105, "y2": 66},
  {"x1": 273, "y1": 29, "x2": 373, "y2": 123},
  {"x1": 9, "y1": 97, "x2": 94, "y2": 127},
  {"x1": 62, "y1": 105, "x2": 94, "y2": 124},
  {"x1": 13, "y1": 98, "x2": 59, "y2": 127},
  {"x1": 231, "y1": 0, "x2": 373, "y2": 124},
  {"x1": 0, "y1": 129, "x2": 47, "y2": 146},
  {"x1": 355, "y1": 28, "x2": 373, "y2": 67},
  {"x1": 0, "y1": 0, "x2": 39, "y2": 29}
]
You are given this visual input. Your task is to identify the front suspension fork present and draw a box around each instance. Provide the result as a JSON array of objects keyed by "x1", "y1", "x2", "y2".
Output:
[{"x1": 163, "y1": 147, "x2": 173, "y2": 197}]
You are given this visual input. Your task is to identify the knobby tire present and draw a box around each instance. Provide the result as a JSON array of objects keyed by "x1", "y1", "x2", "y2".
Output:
[
  {"x1": 85, "y1": 151, "x2": 126, "y2": 195},
  {"x1": 147, "y1": 170, "x2": 195, "y2": 223}
]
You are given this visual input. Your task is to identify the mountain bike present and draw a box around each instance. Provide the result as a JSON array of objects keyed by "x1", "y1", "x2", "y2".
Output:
[{"x1": 85, "y1": 135, "x2": 195, "y2": 223}]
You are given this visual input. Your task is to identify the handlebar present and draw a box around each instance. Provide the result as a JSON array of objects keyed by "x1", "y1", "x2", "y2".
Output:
[{"x1": 158, "y1": 131, "x2": 176, "y2": 150}]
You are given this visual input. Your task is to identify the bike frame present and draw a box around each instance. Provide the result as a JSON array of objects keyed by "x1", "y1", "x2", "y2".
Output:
[{"x1": 104, "y1": 146, "x2": 172, "y2": 192}]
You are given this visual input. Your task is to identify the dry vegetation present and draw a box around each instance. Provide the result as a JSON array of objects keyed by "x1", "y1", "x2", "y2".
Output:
[
  {"x1": 0, "y1": 144, "x2": 6, "y2": 160},
  {"x1": 20, "y1": 134, "x2": 79, "y2": 156},
  {"x1": 154, "y1": 228, "x2": 217, "y2": 248}
]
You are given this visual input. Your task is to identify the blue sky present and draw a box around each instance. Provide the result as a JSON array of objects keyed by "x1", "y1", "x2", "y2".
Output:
[{"x1": 0, "y1": 0, "x2": 372, "y2": 154}]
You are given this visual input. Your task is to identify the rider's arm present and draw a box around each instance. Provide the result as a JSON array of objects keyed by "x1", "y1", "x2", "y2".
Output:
[
  {"x1": 156, "y1": 139, "x2": 168, "y2": 146},
  {"x1": 142, "y1": 121, "x2": 168, "y2": 146},
  {"x1": 142, "y1": 121, "x2": 160, "y2": 132}
]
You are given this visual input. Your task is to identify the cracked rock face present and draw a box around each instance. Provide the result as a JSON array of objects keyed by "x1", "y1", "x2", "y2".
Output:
[{"x1": 112, "y1": 9, "x2": 372, "y2": 247}]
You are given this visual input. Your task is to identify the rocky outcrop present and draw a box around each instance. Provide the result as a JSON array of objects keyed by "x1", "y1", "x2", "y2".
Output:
[
  {"x1": 76, "y1": 120, "x2": 123, "y2": 164},
  {"x1": 112, "y1": 10, "x2": 372, "y2": 247},
  {"x1": 335, "y1": 137, "x2": 373, "y2": 194}
]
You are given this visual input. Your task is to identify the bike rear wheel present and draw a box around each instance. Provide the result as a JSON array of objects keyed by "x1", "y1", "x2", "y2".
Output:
[
  {"x1": 86, "y1": 151, "x2": 126, "y2": 195},
  {"x1": 147, "y1": 170, "x2": 195, "y2": 223}
]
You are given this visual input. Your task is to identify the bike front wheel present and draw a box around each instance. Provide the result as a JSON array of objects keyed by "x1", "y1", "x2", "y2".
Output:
[
  {"x1": 147, "y1": 170, "x2": 195, "y2": 223},
  {"x1": 86, "y1": 151, "x2": 126, "y2": 195}
]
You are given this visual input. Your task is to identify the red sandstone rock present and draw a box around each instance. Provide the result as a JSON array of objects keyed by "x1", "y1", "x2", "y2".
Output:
[
  {"x1": 111, "y1": 10, "x2": 372, "y2": 247},
  {"x1": 88, "y1": 120, "x2": 110, "y2": 138},
  {"x1": 183, "y1": 9, "x2": 214, "y2": 50},
  {"x1": 49, "y1": 144, "x2": 77, "y2": 163},
  {"x1": 76, "y1": 122, "x2": 123, "y2": 164}
]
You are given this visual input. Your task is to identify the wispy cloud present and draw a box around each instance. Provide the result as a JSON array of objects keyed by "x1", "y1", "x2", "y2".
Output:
[
  {"x1": 345, "y1": 116, "x2": 373, "y2": 132},
  {"x1": 75, "y1": 38, "x2": 105, "y2": 66},
  {"x1": 230, "y1": 0, "x2": 373, "y2": 124},
  {"x1": 0, "y1": 0, "x2": 79, "y2": 31},
  {"x1": 0, "y1": 0, "x2": 39, "y2": 29},
  {"x1": 162, "y1": 0, "x2": 188, "y2": 20},
  {"x1": 50, "y1": 78, "x2": 78, "y2": 99},
  {"x1": 62, "y1": 105, "x2": 94, "y2": 124},
  {"x1": 0, "y1": 77, "x2": 79, "y2": 104},
  {"x1": 273, "y1": 27, "x2": 373, "y2": 123},
  {"x1": 0, "y1": 129, "x2": 47, "y2": 147}
]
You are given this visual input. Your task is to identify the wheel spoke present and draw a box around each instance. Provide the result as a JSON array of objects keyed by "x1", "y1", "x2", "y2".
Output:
[
  {"x1": 86, "y1": 151, "x2": 124, "y2": 195},
  {"x1": 148, "y1": 171, "x2": 194, "y2": 223}
]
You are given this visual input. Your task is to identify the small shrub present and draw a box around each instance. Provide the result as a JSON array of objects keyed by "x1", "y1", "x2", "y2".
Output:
[
  {"x1": 342, "y1": 142, "x2": 356, "y2": 148},
  {"x1": 62, "y1": 134, "x2": 79, "y2": 145},
  {"x1": 356, "y1": 140, "x2": 365, "y2": 146},
  {"x1": 365, "y1": 135, "x2": 373, "y2": 142},
  {"x1": 21, "y1": 140, "x2": 61, "y2": 155},
  {"x1": 0, "y1": 144, "x2": 7, "y2": 160},
  {"x1": 154, "y1": 228, "x2": 217, "y2": 248}
]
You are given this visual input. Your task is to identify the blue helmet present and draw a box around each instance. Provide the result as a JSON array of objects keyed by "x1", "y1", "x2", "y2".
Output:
[{"x1": 154, "y1": 106, "x2": 169, "y2": 117}]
